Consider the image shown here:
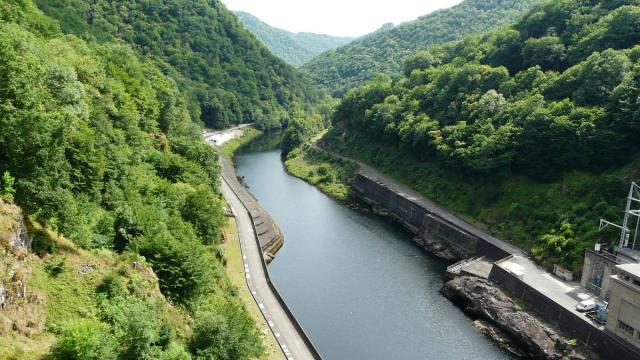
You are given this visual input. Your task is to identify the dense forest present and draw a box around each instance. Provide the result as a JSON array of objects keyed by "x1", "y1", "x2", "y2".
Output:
[
  {"x1": 328, "y1": 0, "x2": 640, "y2": 271},
  {"x1": 301, "y1": 0, "x2": 540, "y2": 97},
  {"x1": 0, "y1": 0, "x2": 274, "y2": 358},
  {"x1": 236, "y1": 11, "x2": 354, "y2": 67},
  {"x1": 34, "y1": 0, "x2": 324, "y2": 130}
]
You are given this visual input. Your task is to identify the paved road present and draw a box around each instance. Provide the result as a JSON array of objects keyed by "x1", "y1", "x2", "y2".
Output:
[
  {"x1": 314, "y1": 141, "x2": 525, "y2": 257},
  {"x1": 221, "y1": 177, "x2": 319, "y2": 360}
]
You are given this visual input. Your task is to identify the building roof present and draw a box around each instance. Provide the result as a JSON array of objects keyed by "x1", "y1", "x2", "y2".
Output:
[
  {"x1": 616, "y1": 263, "x2": 640, "y2": 279},
  {"x1": 616, "y1": 247, "x2": 640, "y2": 263}
]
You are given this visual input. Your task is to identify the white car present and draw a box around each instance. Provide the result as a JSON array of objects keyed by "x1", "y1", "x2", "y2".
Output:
[{"x1": 576, "y1": 299, "x2": 597, "y2": 312}]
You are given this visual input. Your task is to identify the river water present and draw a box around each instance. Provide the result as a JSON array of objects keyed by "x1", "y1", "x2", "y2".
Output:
[{"x1": 235, "y1": 134, "x2": 511, "y2": 360}]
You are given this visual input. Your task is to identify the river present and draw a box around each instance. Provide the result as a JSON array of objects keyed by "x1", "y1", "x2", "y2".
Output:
[{"x1": 234, "y1": 134, "x2": 511, "y2": 360}]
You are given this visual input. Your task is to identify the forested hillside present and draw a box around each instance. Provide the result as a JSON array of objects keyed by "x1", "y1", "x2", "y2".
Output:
[
  {"x1": 34, "y1": 0, "x2": 323, "y2": 130},
  {"x1": 236, "y1": 11, "x2": 354, "y2": 67},
  {"x1": 329, "y1": 0, "x2": 640, "y2": 272},
  {"x1": 0, "y1": 0, "x2": 277, "y2": 358},
  {"x1": 302, "y1": 0, "x2": 539, "y2": 97}
]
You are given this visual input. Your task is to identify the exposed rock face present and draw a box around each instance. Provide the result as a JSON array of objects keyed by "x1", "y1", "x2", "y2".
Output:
[
  {"x1": 442, "y1": 276, "x2": 586, "y2": 359},
  {"x1": 0, "y1": 199, "x2": 31, "y2": 250},
  {"x1": 473, "y1": 319, "x2": 525, "y2": 357},
  {"x1": 0, "y1": 199, "x2": 44, "y2": 337}
]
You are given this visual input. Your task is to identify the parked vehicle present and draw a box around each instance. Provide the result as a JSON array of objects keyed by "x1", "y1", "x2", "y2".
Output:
[{"x1": 576, "y1": 299, "x2": 597, "y2": 312}]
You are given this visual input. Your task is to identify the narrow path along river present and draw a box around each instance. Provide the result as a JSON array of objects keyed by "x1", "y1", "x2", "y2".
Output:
[{"x1": 235, "y1": 134, "x2": 513, "y2": 360}]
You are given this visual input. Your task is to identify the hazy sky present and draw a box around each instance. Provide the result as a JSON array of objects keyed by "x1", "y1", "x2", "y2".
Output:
[{"x1": 220, "y1": 0, "x2": 462, "y2": 37}]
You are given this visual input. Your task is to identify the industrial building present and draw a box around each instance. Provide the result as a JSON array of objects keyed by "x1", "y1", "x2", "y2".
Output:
[{"x1": 606, "y1": 264, "x2": 640, "y2": 349}]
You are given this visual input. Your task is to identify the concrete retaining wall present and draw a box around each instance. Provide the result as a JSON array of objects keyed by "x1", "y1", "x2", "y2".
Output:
[
  {"x1": 221, "y1": 174, "x2": 322, "y2": 359},
  {"x1": 489, "y1": 263, "x2": 640, "y2": 360},
  {"x1": 352, "y1": 174, "x2": 511, "y2": 261},
  {"x1": 221, "y1": 158, "x2": 283, "y2": 257}
]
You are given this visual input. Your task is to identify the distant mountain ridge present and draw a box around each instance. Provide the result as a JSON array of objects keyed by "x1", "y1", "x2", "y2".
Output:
[
  {"x1": 235, "y1": 11, "x2": 355, "y2": 67},
  {"x1": 302, "y1": 0, "x2": 540, "y2": 96}
]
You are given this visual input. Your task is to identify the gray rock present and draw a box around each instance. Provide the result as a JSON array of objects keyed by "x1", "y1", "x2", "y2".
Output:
[
  {"x1": 0, "y1": 199, "x2": 31, "y2": 251},
  {"x1": 413, "y1": 235, "x2": 462, "y2": 261},
  {"x1": 442, "y1": 276, "x2": 586, "y2": 359}
]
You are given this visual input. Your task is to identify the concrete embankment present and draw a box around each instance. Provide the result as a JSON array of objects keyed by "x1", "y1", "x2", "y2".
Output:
[
  {"x1": 220, "y1": 157, "x2": 283, "y2": 261},
  {"x1": 352, "y1": 172, "x2": 517, "y2": 261},
  {"x1": 220, "y1": 158, "x2": 321, "y2": 360}
]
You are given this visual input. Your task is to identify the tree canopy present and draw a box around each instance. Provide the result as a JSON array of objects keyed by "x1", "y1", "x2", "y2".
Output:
[
  {"x1": 35, "y1": 0, "x2": 324, "y2": 130},
  {"x1": 331, "y1": 0, "x2": 640, "y2": 270},
  {"x1": 301, "y1": 0, "x2": 539, "y2": 97},
  {"x1": 0, "y1": 0, "x2": 269, "y2": 357}
]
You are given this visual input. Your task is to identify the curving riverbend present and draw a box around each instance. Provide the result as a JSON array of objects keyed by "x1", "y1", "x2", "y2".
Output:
[{"x1": 235, "y1": 134, "x2": 512, "y2": 360}]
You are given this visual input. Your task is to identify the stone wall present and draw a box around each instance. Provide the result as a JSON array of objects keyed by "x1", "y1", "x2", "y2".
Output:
[
  {"x1": 352, "y1": 174, "x2": 511, "y2": 261},
  {"x1": 489, "y1": 264, "x2": 640, "y2": 360}
]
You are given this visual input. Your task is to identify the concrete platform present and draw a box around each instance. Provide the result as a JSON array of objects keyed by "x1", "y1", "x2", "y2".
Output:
[{"x1": 496, "y1": 256, "x2": 604, "y2": 330}]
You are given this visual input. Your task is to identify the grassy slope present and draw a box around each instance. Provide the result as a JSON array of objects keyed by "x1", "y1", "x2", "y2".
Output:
[
  {"x1": 284, "y1": 143, "x2": 357, "y2": 202},
  {"x1": 221, "y1": 219, "x2": 282, "y2": 360},
  {"x1": 0, "y1": 208, "x2": 189, "y2": 359}
]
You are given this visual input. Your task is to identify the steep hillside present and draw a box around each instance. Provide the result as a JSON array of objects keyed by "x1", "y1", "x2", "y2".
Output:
[
  {"x1": 302, "y1": 0, "x2": 539, "y2": 97},
  {"x1": 35, "y1": 0, "x2": 322, "y2": 130},
  {"x1": 0, "y1": 0, "x2": 266, "y2": 358},
  {"x1": 236, "y1": 11, "x2": 354, "y2": 67},
  {"x1": 328, "y1": 0, "x2": 640, "y2": 272}
]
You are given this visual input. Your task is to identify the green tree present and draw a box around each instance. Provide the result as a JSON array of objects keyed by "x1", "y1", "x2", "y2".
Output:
[
  {"x1": 1, "y1": 171, "x2": 16, "y2": 200},
  {"x1": 190, "y1": 302, "x2": 262, "y2": 360},
  {"x1": 522, "y1": 36, "x2": 567, "y2": 71}
]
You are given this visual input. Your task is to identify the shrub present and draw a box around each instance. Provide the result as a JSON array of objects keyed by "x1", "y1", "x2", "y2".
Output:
[
  {"x1": 181, "y1": 185, "x2": 224, "y2": 245},
  {"x1": 189, "y1": 301, "x2": 262, "y2": 360},
  {"x1": 49, "y1": 320, "x2": 117, "y2": 360},
  {"x1": 44, "y1": 256, "x2": 67, "y2": 277},
  {"x1": 1, "y1": 171, "x2": 15, "y2": 200}
]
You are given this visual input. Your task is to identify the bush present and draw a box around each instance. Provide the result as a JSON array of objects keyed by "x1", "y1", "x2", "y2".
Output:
[
  {"x1": 1, "y1": 171, "x2": 15, "y2": 200},
  {"x1": 181, "y1": 186, "x2": 224, "y2": 245},
  {"x1": 44, "y1": 256, "x2": 66, "y2": 277},
  {"x1": 190, "y1": 301, "x2": 262, "y2": 360},
  {"x1": 136, "y1": 233, "x2": 213, "y2": 305},
  {"x1": 49, "y1": 320, "x2": 117, "y2": 360}
]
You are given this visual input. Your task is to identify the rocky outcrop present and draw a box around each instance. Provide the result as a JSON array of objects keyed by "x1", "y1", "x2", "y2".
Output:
[
  {"x1": 0, "y1": 199, "x2": 31, "y2": 251},
  {"x1": 442, "y1": 276, "x2": 588, "y2": 359},
  {"x1": 0, "y1": 199, "x2": 44, "y2": 337}
]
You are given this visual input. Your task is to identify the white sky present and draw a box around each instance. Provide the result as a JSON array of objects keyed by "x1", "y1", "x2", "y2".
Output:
[{"x1": 220, "y1": 0, "x2": 463, "y2": 38}]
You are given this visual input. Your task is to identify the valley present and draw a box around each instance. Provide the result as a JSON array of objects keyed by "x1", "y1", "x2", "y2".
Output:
[{"x1": 2, "y1": 0, "x2": 640, "y2": 358}]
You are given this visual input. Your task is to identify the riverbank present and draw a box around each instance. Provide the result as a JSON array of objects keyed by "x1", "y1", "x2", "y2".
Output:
[
  {"x1": 211, "y1": 126, "x2": 319, "y2": 359},
  {"x1": 441, "y1": 276, "x2": 591, "y2": 359},
  {"x1": 284, "y1": 142, "x2": 357, "y2": 202},
  {"x1": 204, "y1": 125, "x2": 285, "y2": 260}
]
